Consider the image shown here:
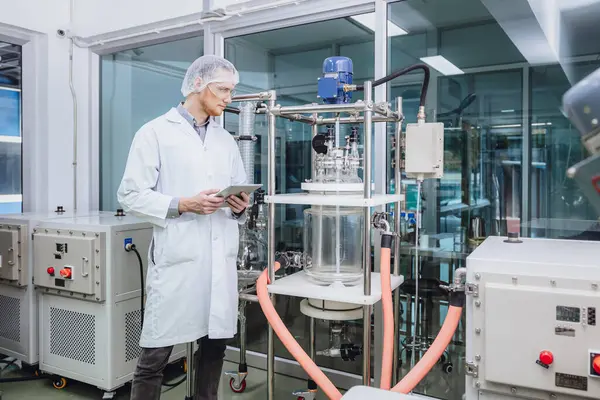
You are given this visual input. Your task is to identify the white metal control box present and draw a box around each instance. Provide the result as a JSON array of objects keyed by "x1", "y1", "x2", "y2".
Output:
[
  {"x1": 0, "y1": 210, "x2": 93, "y2": 366},
  {"x1": 466, "y1": 236, "x2": 600, "y2": 400},
  {"x1": 404, "y1": 122, "x2": 444, "y2": 180},
  {"x1": 32, "y1": 213, "x2": 185, "y2": 393}
]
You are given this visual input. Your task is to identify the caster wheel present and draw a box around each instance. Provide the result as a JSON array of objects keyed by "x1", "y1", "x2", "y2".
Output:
[
  {"x1": 438, "y1": 354, "x2": 447, "y2": 364},
  {"x1": 442, "y1": 362, "x2": 453, "y2": 374},
  {"x1": 53, "y1": 377, "x2": 67, "y2": 389},
  {"x1": 229, "y1": 377, "x2": 247, "y2": 393}
]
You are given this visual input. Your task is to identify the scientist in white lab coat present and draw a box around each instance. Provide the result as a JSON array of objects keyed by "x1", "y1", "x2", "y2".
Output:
[{"x1": 117, "y1": 55, "x2": 250, "y2": 400}]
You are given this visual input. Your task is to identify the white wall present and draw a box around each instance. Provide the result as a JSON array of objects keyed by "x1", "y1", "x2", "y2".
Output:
[
  {"x1": 72, "y1": 0, "x2": 205, "y2": 39},
  {"x1": 0, "y1": 0, "x2": 97, "y2": 213}
]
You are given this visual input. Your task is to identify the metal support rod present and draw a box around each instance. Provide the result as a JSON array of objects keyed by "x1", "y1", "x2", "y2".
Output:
[
  {"x1": 266, "y1": 91, "x2": 277, "y2": 400},
  {"x1": 362, "y1": 80, "x2": 373, "y2": 386},
  {"x1": 185, "y1": 341, "x2": 194, "y2": 398},
  {"x1": 272, "y1": 102, "x2": 365, "y2": 115},
  {"x1": 239, "y1": 293, "x2": 259, "y2": 303},
  {"x1": 316, "y1": 115, "x2": 402, "y2": 125},
  {"x1": 392, "y1": 97, "x2": 403, "y2": 384},
  {"x1": 310, "y1": 317, "x2": 316, "y2": 360},
  {"x1": 240, "y1": 301, "x2": 248, "y2": 366},
  {"x1": 256, "y1": 107, "x2": 316, "y2": 123},
  {"x1": 232, "y1": 92, "x2": 273, "y2": 102}
]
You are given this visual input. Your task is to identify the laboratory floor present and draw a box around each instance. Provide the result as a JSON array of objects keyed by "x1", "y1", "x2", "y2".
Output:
[{"x1": 0, "y1": 361, "x2": 304, "y2": 400}]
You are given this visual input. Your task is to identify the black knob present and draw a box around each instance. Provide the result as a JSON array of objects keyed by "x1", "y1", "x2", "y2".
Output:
[
  {"x1": 312, "y1": 134, "x2": 329, "y2": 155},
  {"x1": 115, "y1": 208, "x2": 126, "y2": 217},
  {"x1": 55, "y1": 206, "x2": 65, "y2": 213}
]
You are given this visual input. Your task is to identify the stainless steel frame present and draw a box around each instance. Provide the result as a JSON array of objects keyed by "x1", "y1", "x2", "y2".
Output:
[{"x1": 237, "y1": 79, "x2": 404, "y2": 399}]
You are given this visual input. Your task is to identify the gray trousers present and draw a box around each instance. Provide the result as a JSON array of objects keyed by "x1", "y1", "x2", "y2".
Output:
[{"x1": 130, "y1": 336, "x2": 227, "y2": 400}]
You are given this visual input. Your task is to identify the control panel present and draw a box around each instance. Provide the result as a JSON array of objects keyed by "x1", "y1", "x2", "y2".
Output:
[
  {"x1": 470, "y1": 275, "x2": 600, "y2": 399},
  {"x1": 0, "y1": 223, "x2": 27, "y2": 286},
  {"x1": 33, "y1": 229, "x2": 105, "y2": 302}
]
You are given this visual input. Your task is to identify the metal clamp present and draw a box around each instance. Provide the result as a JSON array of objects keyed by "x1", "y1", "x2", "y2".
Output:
[
  {"x1": 465, "y1": 283, "x2": 479, "y2": 297},
  {"x1": 371, "y1": 212, "x2": 395, "y2": 235},
  {"x1": 465, "y1": 361, "x2": 479, "y2": 377}
]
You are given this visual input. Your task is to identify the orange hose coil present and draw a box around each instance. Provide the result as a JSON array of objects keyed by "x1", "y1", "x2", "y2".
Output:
[
  {"x1": 256, "y1": 262, "x2": 343, "y2": 400},
  {"x1": 379, "y1": 247, "x2": 393, "y2": 390},
  {"x1": 391, "y1": 306, "x2": 463, "y2": 394}
]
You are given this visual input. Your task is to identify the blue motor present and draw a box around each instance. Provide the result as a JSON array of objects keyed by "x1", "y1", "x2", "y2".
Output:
[{"x1": 317, "y1": 56, "x2": 353, "y2": 104}]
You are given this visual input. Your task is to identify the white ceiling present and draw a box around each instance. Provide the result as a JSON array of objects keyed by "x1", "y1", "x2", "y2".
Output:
[
  {"x1": 121, "y1": 0, "x2": 600, "y2": 68},
  {"x1": 389, "y1": 0, "x2": 492, "y2": 32},
  {"x1": 240, "y1": 18, "x2": 372, "y2": 51}
]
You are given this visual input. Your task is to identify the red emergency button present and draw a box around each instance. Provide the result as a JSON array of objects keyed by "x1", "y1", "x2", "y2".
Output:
[
  {"x1": 539, "y1": 350, "x2": 554, "y2": 366},
  {"x1": 593, "y1": 355, "x2": 600, "y2": 375},
  {"x1": 59, "y1": 268, "x2": 72, "y2": 279},
  {"x1": 47, "y1": 267, "x2": 55, "y2": 276}
]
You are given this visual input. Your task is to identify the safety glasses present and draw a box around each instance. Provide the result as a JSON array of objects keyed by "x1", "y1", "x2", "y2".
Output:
[{"x1": 208, "y1": 83, "x2": 236, "y2": 100}]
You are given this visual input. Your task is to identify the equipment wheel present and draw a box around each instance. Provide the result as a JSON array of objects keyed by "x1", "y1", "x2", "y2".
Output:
[
  {"x1": 53, "y1": 377, "x2": 67, "y2": 389},
  {"x1": 229, "y1": 377, "x2": 247, "y2": 393}
]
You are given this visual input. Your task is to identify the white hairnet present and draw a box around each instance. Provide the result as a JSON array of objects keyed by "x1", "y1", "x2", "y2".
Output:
[{"x1": 181, "y1": 55, "x2": 240, "y2": 97}]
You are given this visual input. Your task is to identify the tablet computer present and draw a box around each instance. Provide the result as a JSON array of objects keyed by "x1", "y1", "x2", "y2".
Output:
[{"x1": 214, "y1": 184, "x2": 262, "y2": 199}]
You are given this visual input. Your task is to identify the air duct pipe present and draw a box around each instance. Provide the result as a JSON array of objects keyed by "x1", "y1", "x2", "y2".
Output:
[{"x1": 237, "y1": 102, "x2": 257, "y2": 184}]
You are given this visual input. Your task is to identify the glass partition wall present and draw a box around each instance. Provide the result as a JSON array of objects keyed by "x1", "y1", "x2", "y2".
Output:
[
  {"x1": 387, "y1": 0, "x2": 600, "y2": 398},
  {"x1": 0, "y1": 41, "x2": 22, "y2": 214},
  {"x1": 224, "y1": 13, "x2": 375, "y2": 377},
  {"x1": 100, "y1": 36, "x2": 204, "y2": 211}
]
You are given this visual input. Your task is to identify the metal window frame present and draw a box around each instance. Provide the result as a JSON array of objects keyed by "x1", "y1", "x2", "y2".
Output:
[{"x1": 0, "y1": 27, "x2": 47, "y2": 213}]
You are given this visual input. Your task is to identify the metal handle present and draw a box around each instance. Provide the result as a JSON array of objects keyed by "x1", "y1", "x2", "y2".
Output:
[{"x1": 81, "y1": 257, "x2": 89, "y2": 277}]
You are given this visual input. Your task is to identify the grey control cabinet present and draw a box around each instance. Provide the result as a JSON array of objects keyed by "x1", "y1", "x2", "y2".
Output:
[{"x1": 32, "y1": 213, "x2": 186, "y2": 393}]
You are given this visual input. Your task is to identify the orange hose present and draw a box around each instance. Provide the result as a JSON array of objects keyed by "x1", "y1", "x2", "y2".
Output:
[
  {"x1": 391, "y1": 305, "x2": 463, "y2": 394},
  {"x1": 256, "y1": 262, "x2": 343, "y2": 400},
  {"x1": 379, "y1": 247, "x2": 393, "y2": 390}
]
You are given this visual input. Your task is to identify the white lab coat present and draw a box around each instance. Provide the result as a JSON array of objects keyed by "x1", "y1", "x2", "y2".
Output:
[{"x1": 117, "y1": 107, "x2": 246, "y2": 348}]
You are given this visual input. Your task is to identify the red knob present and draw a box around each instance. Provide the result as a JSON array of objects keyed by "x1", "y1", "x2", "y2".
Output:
[
  {"x1": 59, "y1": 268, "x2": 72, "y2": 279},
  {"x1": 593, "y1": 355, "x2": 600, "y2": 375},
  {"x1": 47, "y1": 267, "x2": 55, "y2": 276},
  {"x1": 539, "y1": 350, "x2": 554, "y2": 365}
]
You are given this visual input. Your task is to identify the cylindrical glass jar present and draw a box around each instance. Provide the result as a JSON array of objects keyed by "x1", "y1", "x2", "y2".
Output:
[{"x1": 303, "y1": 206, "x2": 364, "y2": 285}]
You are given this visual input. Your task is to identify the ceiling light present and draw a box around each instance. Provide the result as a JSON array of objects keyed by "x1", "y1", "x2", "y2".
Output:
[
  {"x1": 501, "y1": 109, "x2": 515, "y2": 113},
  {"x1": 350, "y1": 13, "x2": 408, "y2": 37},
  {"x1": 420, "y1": 56, "x2": 464, "y2": 76}
]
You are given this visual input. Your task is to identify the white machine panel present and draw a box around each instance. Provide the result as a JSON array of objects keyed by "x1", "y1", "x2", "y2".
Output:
[
  {"x1": 33, "y1": 232, "x2": 103, "y2": 300},
  {"x1": 404, "y1": 122, "x2": 444, "y2": 179},
  {"x1": 466, "y1": 236, "x2": 600, "y2": 400},
  {"x1": 34, "y1": 213, "x2": 185, "y2": 393},
  {"x1": 0, "y1": 224, "x2": 27, "y2": 285},
  {"x1": 342, "y1": 386, "x2": 415, "y2": 399},
  {"x1": 0, "y1": 210, "x2": 91, "y2": 366}
]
